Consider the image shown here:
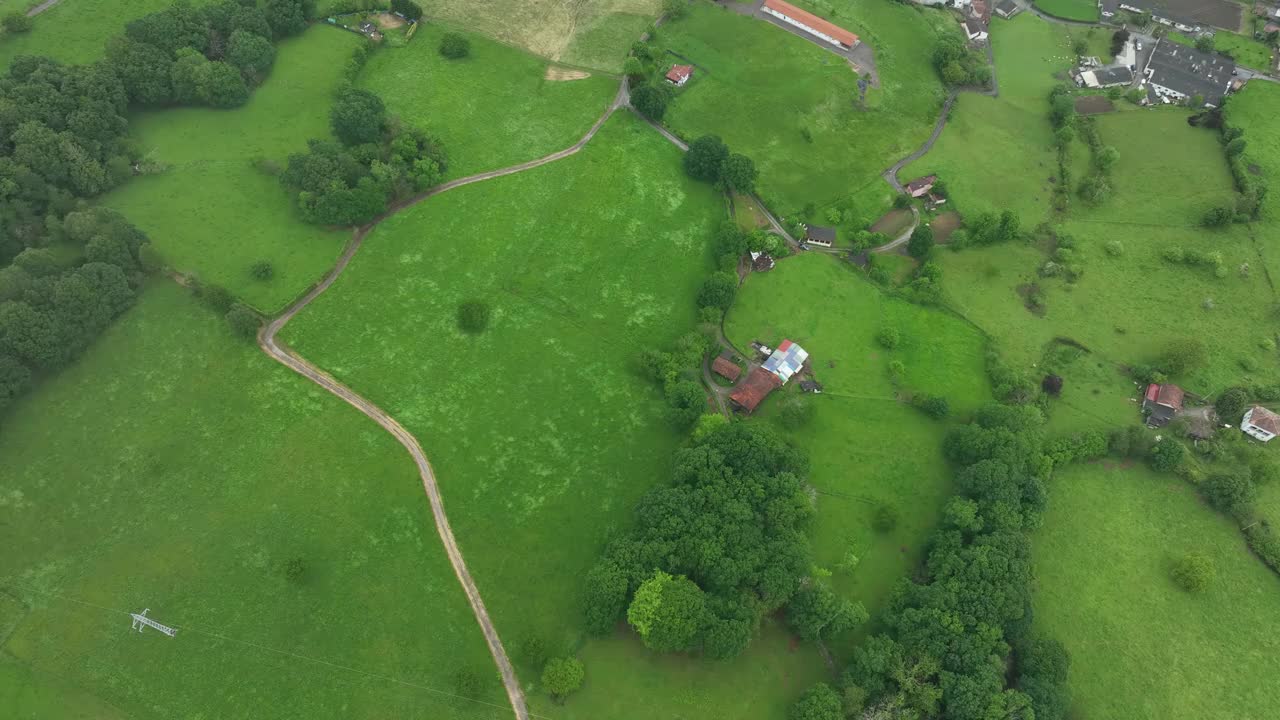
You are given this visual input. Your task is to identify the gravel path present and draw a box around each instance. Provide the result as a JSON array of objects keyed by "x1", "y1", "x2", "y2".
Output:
[
  {"x1": 258, "y1": 81, "x2": 629, "y2": 720},
  {"x1": 25, "y1": 0, "x2": 62, "y2": 16}
]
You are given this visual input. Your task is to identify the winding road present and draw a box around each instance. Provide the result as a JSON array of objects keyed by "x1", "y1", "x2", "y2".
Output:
[{"x1": 258, "y1": 80, "x2": 632, "y2": 720}]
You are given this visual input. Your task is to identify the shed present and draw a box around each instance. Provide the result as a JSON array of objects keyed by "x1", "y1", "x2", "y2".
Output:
[
  {"x1": 994, "y1": 0, "x2": 1020, "y2": 17},
  {"x1": 1242, "y1": 405, "x2": 1280, "y2": 442},
  {"x1": 799, "y1": 379, "x2": 823, "y2": 394},
  {"x1": 712, "y1": 355, "x2": 742, "y2": 382},
  {"x1": 730, "y1": 367, "x2": 782, "y2": 413},
  {"x1": 804, "y1": 225, "x2": 836, "y2": 247},
  {"x1": 1142, "y1": 383, "x2": 1185, "y2": 426}
]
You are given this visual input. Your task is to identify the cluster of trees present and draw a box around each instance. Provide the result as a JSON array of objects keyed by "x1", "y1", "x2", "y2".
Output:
[
  {"x1": 1074, "y1": 116, "x2": 1119, "y2": 206},
  {"x1": 711, "y1": 221, "x2": 786, "y2": 271},
  {"x1": 0, "y1": 209, "x2": 155, "y2": 413},
  {"x1": 1159, "y1": 245, "x2": 1231, "y2": 277},
  {"x1": 1036, "y1": 225, "x2": 1085, "y2": 283},
  {"x1": 683, "y1": 135, "x2": 759, "y2": 195},
  {"x1": 639, "y1": 330, "x2": 714, "y2": 428},
  {"x1": 1209, "y1": 122, "x2": 1268, "y2": 225},
  {"x1": 280, "y1": 88, "x2": 447, "y2": 225},
  {"x1": 625, "y1": 42, "x2": 677, "y2": 121},
  {"x1": 790, "y1": 402, "x2": 1071, "y2": 720},
  {"x1": 1110, "y1": 29, "x2": 1130, "y2": 57},
  {"x1": 947, "y1": 209, "x2": 1020, "y2": 250},
  {"x1": 2, "y1": 11, "x2": 33, "y2": 36},
  {"x1": 933, "y1": 34, "x2": 991, "y2": 88},
  {"x1": 584, "y1": 423, "x2": 856, "y2": 659},
  {"x1": 439, "y1": 31, "x2": 469, "y2": 59}
]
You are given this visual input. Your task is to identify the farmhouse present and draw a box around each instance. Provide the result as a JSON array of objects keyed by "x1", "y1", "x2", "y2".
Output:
[
  {"x1": 762, "y1": 0, "x2": 860, "y2": 49},
  {"x1": 1142, "y1": 40, "x2": 1236, "y2": 107},
  {"x1": 963, "y1": 18, "x2": 989, "y2": 42},
  {"x1": 665, "y1": 64, "x2": 693, "y2": 86},
  {"x1": 763, "y1": 339, "x2": 809, "y2": 383},
  {"x1": 1077, "y1": 65, "x2": 1135, "y2": 88},
  {"x1": 905, "y1": 174, "x2": 937, "y2": 198},
  {"x1": 994, "y1": 0, "x2": 1021, "y2": 18},
  {"x1": 1242, "y1": 406, "x2": 1280, "y2": 442},
  {"x1": 1142, "y1": 382, "x2": 1185, "y2": 426},
  {"x1": 804, "y1": 225, "x2": 836, "y2": 247},
  {"x1": 730, "y1": 367, "x2": 782, "y2": 413}
]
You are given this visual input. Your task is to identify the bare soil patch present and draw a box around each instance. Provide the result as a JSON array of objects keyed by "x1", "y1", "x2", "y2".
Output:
[
  {"x1": 870, "y1": 209, "x2": 913, "y2": 237},
  {"x1": 1075, "y1": 95, "x2": 1115, "y2": 115},
  {"x1": 374, "y1": 12, "x2": 405, "y2": 29},
  {"x1": 545, "y1": 66, "x2": 591, "y2": 81},
  {"x1": 931, "y1": 211, "x2": 961, "y2": 243}
]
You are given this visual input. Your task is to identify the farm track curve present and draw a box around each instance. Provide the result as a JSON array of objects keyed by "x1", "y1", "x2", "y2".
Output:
[{"x1": 259, "y1": 80, "x2": 629, "y2": 720}]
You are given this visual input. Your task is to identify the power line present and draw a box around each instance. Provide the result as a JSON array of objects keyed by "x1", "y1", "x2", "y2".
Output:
[{"x1": 3, "y1": 584, "x2": 550, "y2": 720}]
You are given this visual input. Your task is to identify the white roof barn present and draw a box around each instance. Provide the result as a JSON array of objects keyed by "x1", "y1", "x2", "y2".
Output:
[{"x1": 763, "y1": 339, "x2": 809, "y2": 384}]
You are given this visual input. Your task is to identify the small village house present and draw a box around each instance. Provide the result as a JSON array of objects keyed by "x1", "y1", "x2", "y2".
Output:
[
  {"x1": 804, "y1": 225, "x2": 836, "y2": 247},
  {"x1": 1142, "y1": 383, "x2": 1185, "y2": 426},
  {"x1": 730, "y1": 367, "x2": 782, "y2": 413},
  {"x1": 762, "y1": 0, "x2": 860, "y2": 49},
  {"x1": 665, "y1": 64, "x2": 693, "y2": 87},
  {"x1": 712, "y1": 354, "x2": 742, "y2": 382},
  {"x1": 1242, "y1": 405, "x2": 1280, "y2": 442},
  {"x1": 905, "y1": 175, "x2": 937, "y2": 198},
  {"x1": 964, "y1": 18, "x2": 988, "y2": 43}
]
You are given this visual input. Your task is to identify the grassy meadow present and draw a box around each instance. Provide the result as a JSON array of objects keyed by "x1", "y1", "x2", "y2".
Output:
[
  {"x1": 358, "y1": 23, "x2": 617, "y2": 177},
  {"x1": 0, "y1": 0, "x2": 174, "y2": 69},
  {"x1": 281, "y1": 112, "x2": 831, "y2": 716},
  {"x1": 1032, "y1": 0, "x2": 1099, "y2": 21},
  {"x1": 1169, "y1": 29, "x2": 1273, "y2": 72},
  {"x1": 655, "y1": 0, "x2": 953, "y2": 218},
  {"x1": 103, "y1": 28, "x2": 359, "y2": 313},
  {"x1": 725, "y1": 253, "x2": 990, "y2": 638},
  {"x1": 1034, "y1": 464, "x2": 1280, "y2": 720},
  {"x1": 0, "y1": 282, "x2": 502, "y2": 720}
]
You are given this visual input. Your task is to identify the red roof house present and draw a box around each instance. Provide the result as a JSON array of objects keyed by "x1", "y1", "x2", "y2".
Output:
[
  {"x1": 1142, "y1": 383, "x2": 1185, "y2": 426},
  {"x1": 730, "y1": 367, "x2": 782, "y2": 413},
  {"x1": 712, "y1": 355, "x2": 742, "y2": 382},
  {"x1": 905, "y1": 175, "x2": 937, "y2": 198},
  {"x1": 1243, "y1": 405, "x2": 1280, "y2": 442},
  {"x1": 665, "y1": 64, "x2": 693, "y2": 86},
  {"x1": 762, "y1": 0, "x2": 859, "y2": 49}
]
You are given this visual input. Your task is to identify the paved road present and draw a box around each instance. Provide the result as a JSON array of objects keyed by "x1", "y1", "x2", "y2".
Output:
[{"x1": 259, "y1": 82, "x2": 629, "y2": 720}]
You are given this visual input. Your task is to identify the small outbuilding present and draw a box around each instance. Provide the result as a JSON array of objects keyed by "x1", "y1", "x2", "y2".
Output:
[
  {"x1": 994, "y1": 0, "x2": 1020, "y2": 18},
  {"x1": 1242, "y1": 405, "x2": 1280, "y2": 442},
  {"x1": 665, "y1": 64, "x2": 693, "y2": 86},
  {"x1": 905, "y1": 174, "x2": 937, "y2": 198},
  {"x1": 712, "y1": 354, "x2": 742, "y2": 382},
  {"x1": 964, "y1": 18, "x2": 988, "y2": 43},
  {"x1": 799, "y1": 379, "x2": 823, "y2": 394},
  {"x1": 763, "y1": 339, "x2": 809, "y2": 384},
  {"x1": 804, "y1": 225, "x2": 836, "y2": 247},
  {"x1": 730, "y1": 367, "x2": 782, "y2": 413},
  {"x1": 1142, "y1": 383, "x2": 1185, "y2": 426}
]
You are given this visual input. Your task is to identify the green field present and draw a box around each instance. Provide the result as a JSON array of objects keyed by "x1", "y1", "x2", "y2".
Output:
[
  {"x1": 1034, "y1": 464, "x2": 1280, "y2": 720},
  {"x1": 656, "y1": 0, "x2": 952, "y2": 218},
  {"x1": 0, "y1": 0, "x2": 174, "y2": 69},
  {"x1": 280, "y1": 112, "x2": 831, "y2": 715},
  {"x1": 103, "y1": 28, "x2": 359, "y2": 313},
  {"x1": 1225, "y1": 80, "x2": 1280, "y2": 222},
  {"x1": 725, "y1": 253, "x2": 990, "y2": 639},
  {"x1": 0, "y1": 282, "x2": 501, "y2": 719},
  {"x1": 1170, "y1": 30, "x2": 1273, "y2": 72},
  {"x1": 358, "y1": 23, "x2": 617, "y2": 177},
  {"x1": 1032, "y1": 0, "x2": 1100, "y2": 22}
]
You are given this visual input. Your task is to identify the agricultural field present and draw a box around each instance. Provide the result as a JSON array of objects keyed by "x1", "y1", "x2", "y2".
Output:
[
  {"x1": 103, "y1": 28, "x2": 360, "y2": 313},
  {"x1": 1169, "y1": 29, "x2": 1273, "y2": 72},
  {"x1": 1034, "y1": 464, "x2": 1280, "y2": 720},
  {"x1": 942, "y1": 107, "x2": 1277, "y2": 396},
  {"x1": 279, "y1": 113, "x2": 833, "y2": 716},
  {"x1": 413, "y1": 0, "x2": 658, "y2": 71},
  {"x1": 0, "y1": 0, "x2": 174, "y2": 69},
  {"x1": 655, "y1": 0, "x2": 953, "y2": 219},
  {"x1": 1224, "y1": 80, "x2": 1280, "y2": 221},
  {"x1": 0, "y1": 282, "x2": 501, "y2": 720},
  {"x1": 357, "y1": 23, "x2": 617, "y2": 176},
  {"x1": 1033, "y1": 0, "x2": 1100, "y2": 22},
  {"x1": 725, "y1": 253, "x2": 991, "y2": 634}
]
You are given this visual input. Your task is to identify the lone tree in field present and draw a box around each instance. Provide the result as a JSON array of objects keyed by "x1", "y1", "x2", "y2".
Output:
[
  {"x1": 1042, "y1": 374, "x2": 1063, "y2": 396},
  {"x1": 1158, "y1": 337, "x2": 1207, "y2": 375},
  {"x1": 439, "y1": 31, "x2": 470, "y2": 59},
  {"x1": 683, "y1": 135, "x2": 729, "y2": 183},
  {"x1": 541, "y1": 657, "x2": 585, "y2": 702},
  {"x1": 1215, "y1": 387, "x2": 1249, "y2": 421},
  {"x1": 226, "y1": 303, "x2": 261, "y2": 339},
  {"x1": 330, "y1": 87, "x2": 386, "y2": 146},
  {"x1": 630, "y1": 83, "x2": 672, "y2": 121},
  {"x1": 2, "y1": 11, "x2": 33, "y2": 33},
  {"x1": 457, "y1": 300, "x2": 491, "y2": 334},
  {"x1": 283, "y1": 557, "x2": 306, "y2": 584},
  {"x1": 1171, "y1": 552, "x2": 1214, "y2": 592},
  {"x1": 907, "y1": 224, "x2": 934, "y2": 259},
  {"x1": 719, "y1": 153, "x2": 758, "y2": 193}
]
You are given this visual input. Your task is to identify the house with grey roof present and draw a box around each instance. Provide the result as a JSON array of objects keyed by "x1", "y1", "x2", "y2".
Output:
[{"x1": 1077, "y1": 65, "x2": 1134, "y2": 88}]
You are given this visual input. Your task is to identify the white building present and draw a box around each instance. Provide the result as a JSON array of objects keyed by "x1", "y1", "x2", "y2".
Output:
[
  {"x1": 763, "y1": 0, "x2": 860, "y2": 49},
  {"x1": 1242, "y1": 406, "x2": 1280, "y2": 442}
]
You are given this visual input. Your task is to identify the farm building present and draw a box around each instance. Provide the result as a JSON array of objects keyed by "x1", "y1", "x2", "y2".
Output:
[
  {"x1": 712, "y1": 354, "x2": 742, "y2": 382},
  {"x1": 750, "y1": 251, "x2": 776, "y2": 271},
  {"x1": 905, "y1": 175, "x2": 937, "y2": 198},
  {"x1": 804, "y1": 225, "x2": 836, "y2": 247},
  {"x1": 730, "y1": 367, "x2": 782, "y2": 413},
  {"x1": 763, "y1": 339, "x2": 809, "y2": 384},
  {"x1": 1142, "y1": 383, "x2": 1185, "y2": 426},
  {"x1": 762, "y1": 0, "x2": 860, "y2": 49},
  {"x1": 994, "y1": 0, "x2": 1020, "y2": 18},
  {"x1": 964, "y1": 18, "x2": 988, "y2": 42},
  {"x1": 1242, "y1": 406, "x2": 1280, "y2": 442},
  {"x1": 1076, "y1": 65, "x2": 1134, "y2": 88},
  {"x1": 1142, "y1": 39, "x2": 1236, "y2": 107},
  {"x1": 799, "y1": 379, "x2": 823, "y2": 393},
  {"x1": 665, "y1": 64, "x2": 693, "y2": 86}
]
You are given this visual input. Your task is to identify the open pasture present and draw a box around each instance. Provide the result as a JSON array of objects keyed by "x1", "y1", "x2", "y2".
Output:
[
  {"x1": 0, "y1": 282, "x2": 499, "y2": 720},
  {"x1": 1032, "y1": 0, "x2": 1100, "y2": 21},
  {"x1": 0, "y1": 0, "x2": 174, "y2": 69}
]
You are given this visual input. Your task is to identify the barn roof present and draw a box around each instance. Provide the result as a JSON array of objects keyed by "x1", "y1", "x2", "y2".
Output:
[
  {"x1": 763, "y1": 0, "x2": 859, "y2": 46},
  {"x1": 905, "y1": 175, "x2": 937, "y2": 193},
  {"x1": 665, "y1": 64, "x2": 692, "y2": 83},
  {"x1": 1247, "y1": 406, "x2": 1280, "y2": 434},
  {"x1": 712, "y1": 356, "x2": 742, "y2": 382},
  {"x1": 730, "y1": 367, "x2": 781, "y2": 413}
]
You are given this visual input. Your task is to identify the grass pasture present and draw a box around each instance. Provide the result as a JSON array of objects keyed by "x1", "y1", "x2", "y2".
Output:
[
  {"x1": 358, "y1": 23, "x2": 617, "y2": 176},
  {"x1": 656, "y1": 0, "x2": 952, "y2": 218},
  {"x1": 0, "y1": 282, "x2": 500, "y2": 720},
  {"x1": 725, "y1": 253, "x2": 990, "y2": 636},
  {"x1": 103, "y1": 28, "x2": 360, "y2": 313},
  {"x1": 0, "y1": 0, "x2": 174, "y2": 69},
  {"x1": 1169, "y1": 30, "x2": 1273, "y2": 72},
  {"x1": 1034, "y1": 464, "x2": 1280, "y2": 720},
  {"x1": 1032, "y1": 0, "x2": 1099, "y2": 21},
  {"x1": 280, "y1": 112, "x2": 831, "y2": 716}
]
